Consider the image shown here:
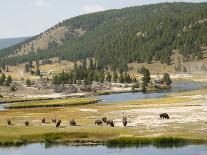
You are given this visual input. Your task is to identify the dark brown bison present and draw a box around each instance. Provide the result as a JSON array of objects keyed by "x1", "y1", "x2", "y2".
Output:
[
  {"x1": 25, "y1": 121, "x2": 29, "y2": 126},
  {"x1": 7, "y1": 120, "x2": 12, "y2": 125},
  {"x1": 95, "y1": 120, "x2": 102, "y2": 126},
  {"x1": 102, "y1": 117, "x2": 107, "y2": 123},
  {"x1": 52, "y1": 118, "x2": 56, "y2": 124},
  {"x1": 56, "y1": 120, "x2": 61, "y2": 128},
  {"x1": 106, "y1": 120, "x2": 114, "y2": 127},
  {"x1": 160, "y1": 113, "x2": 169, "y2": 119},
  {"x1": 109, "y1": 121, "x2": 114, "y2": 127},
  {"x1": 69, "y1": 119, "x2": 76, "y2": 126},
  {"x1": 42, "y1": 117, "x2": 46, "y2": 124},
  {"x1": 123, "y1": 117, "x2": 127, "y2": 127}
]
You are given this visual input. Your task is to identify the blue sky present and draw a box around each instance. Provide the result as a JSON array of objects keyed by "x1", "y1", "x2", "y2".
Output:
[{"x1": 0, "y1": 0, "x2": 206, "y2": 38}]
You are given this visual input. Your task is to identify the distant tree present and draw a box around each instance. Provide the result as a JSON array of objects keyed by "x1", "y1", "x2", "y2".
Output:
[
  {"x1": 141, "y1": 67, "x2": 151, "y2": 91},
  {"x1": 119, "y1": 72, "x2": 124, "y2": 83},
  {"x1": 99, "y1": 71, "x2": 105, "y2": 83},
  {"x1": 113, "y1": 71, "x2": 118, "y2": 83},
  {"x1": 26, "y1": 78, "x2": 32, "y2": 87},
  {"x1": 5, "y1": 75, "x2": 12, "y2": 86},
  {"x1": 106, "y1": 72, "x2": 112, "y2": 82},
  {"x1": 0, "y1": 74, "x2": 6, "y2": 86},
  {"x1": 162, "y1": 73, "x2": 172, "y2": 86},
  {"x1": 36, "y1": 60, "x2": 40, "y2": 75}
]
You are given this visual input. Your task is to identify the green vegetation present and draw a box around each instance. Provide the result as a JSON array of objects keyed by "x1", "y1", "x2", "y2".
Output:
[
  {"x1": 5, "y1": 98, "x2": 97, "y2": 109},
  {"x1": 106, "y1": 137, "x2": 207, "y2": 148},
  {"x1": 0, "y1": 3, "x2": 207, "y2": 70},
  {"x1": 162, "y1": 73, "x2": 172, "y2": 86},
  {"x1": 0, "y1": 74, "x2": 12, "y2": 86},
  {"x1": 52, "y1": 59, "x2": 134, "y2": 85},
  {"x1": 26, "y1": 78, "x2": 32, "y2": 87}
]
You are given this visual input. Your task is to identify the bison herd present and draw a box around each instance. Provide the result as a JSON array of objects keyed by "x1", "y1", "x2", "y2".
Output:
[{"x1": 6, "y1": 113, "x2": 170, "y2": 127}]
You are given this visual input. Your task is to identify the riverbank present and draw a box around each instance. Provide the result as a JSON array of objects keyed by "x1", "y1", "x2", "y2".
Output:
[{"x1": 0, "y1": 131, "x2": 206, "y2": 147}]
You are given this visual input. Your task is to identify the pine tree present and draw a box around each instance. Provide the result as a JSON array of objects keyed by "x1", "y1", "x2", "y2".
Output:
[
  {"x1": 0, "y1": 74, "x2": 6, "y2": 86},
  {"x1": 5, "y1": 75, "x2": 12, "y2": 86},
  {"x1": 162, "y1": 73, "x2": 172, "y2": 86},
  {"x1": 106, "y1": 72, "x2": 112, "y2": 82},
  {"x1": 113, "y1": 71, "x2": 118, "y2": 83},
  {"x1": 26, "y1": 78, "x2": 32, "y2": 87}
]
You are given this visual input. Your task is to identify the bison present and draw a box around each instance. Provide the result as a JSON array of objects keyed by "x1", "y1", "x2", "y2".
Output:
[
  {"x1": 69, "y1": 119, "x2": 76, "y2": 126},
  {"x1": 25, "y1": 121, "x2": 30, "y2": 126},
  {"x1": 106, "y1": 120, "x2": 114, "y2": 127},
  {"x1": 95, "y1": 120, "x2": 102, "y2": 126},
  {"x1": 123, "y1": 117, "x2": 127, "y2": 127},
  {"x1": 7, "y1": 120, "x2": 12, "y2": 125},
  {"x1": 42, "y1": 117, "x2": 46, "y2": 124},
  {"x1": 160, "y1": 113, "x2": 169, "y2": 119},
  {"x1": 56, "y1": 120, "x2": 61, "y2": 128}
]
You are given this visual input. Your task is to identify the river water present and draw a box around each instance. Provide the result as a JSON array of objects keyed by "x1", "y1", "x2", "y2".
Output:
[
  {"x1": 0, "y1": 144, "x2": 206, "y2": 155},
  {"x1": 99, "y1": 81, "x2": 207, "y2": 103}
]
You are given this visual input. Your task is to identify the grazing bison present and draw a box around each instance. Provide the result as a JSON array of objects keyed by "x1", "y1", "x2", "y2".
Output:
[
  {"x1": 160, "y1": 113, "x2": 169, "y2": 119},
  {"x1": 123, "y1": 117, "x2": 127, "y2": 127},
  {"x1": 106, "y1": 120, "x2": 114, "y2": 127},
  {"x1": 52, "y1": 119, "x2": 56, "y2": 124},
  {"x1": 109, "y1": 121, "x2": 114, "y2": 127},
  {"x1": 95, "y1": 120, "x2": 102, "y2": 126},
  {"x1": 42, "y1": 117, "x2": 46, "y2": 124},
  {"x1": 25, "y1": 121, "x2": 29, "y2": 126},
  {"x1": 7, "y1": 120, "x2": 12, "y2": 125},
  {"x1": 69, "y1": 119, "x2": 76, "y2": 126},
  {"x1": 56, "y1": 120, "x2": 61, "y2": 128},
  {"x1": 102, "y1": 117, "x2": 107, "y2": 123}
]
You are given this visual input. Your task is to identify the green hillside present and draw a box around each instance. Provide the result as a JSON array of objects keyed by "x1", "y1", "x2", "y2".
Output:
[{"x1": 0, "y1": 2, "x2": 207, "y2": 71}]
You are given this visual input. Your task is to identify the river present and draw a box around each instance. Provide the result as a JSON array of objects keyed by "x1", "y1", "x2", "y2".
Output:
[
  {"x1": 99, "y1": 81, "x2": 207, "y2": 103},
  {"x1": 0, "y1": 144, "x2": 206, "y2": 155}
]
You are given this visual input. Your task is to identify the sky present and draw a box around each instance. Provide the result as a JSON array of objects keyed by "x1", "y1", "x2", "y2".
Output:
[{"x1": 0, "y1": 0, "x2": 206, "y2": 38}]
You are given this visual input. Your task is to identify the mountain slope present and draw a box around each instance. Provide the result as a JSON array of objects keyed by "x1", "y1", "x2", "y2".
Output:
[
  {"x1": 0, "y1": 37, "x2": 29, "y2": 50},
  {"x1": 0, "y1": 2, "x2": 207, "y2": 70}
]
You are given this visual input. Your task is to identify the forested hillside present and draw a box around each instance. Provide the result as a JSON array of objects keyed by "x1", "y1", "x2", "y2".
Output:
[{"x1": 0, "y1": 2, "x2": 207, "y2": 71}]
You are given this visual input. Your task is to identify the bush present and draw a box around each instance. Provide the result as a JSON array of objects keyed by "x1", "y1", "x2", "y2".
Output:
[{"x1": 0, "y1": 94, "x2": 3, "y2": 98}]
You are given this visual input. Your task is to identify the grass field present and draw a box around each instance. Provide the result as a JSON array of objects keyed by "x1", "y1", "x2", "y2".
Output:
[
  {"x1": 0, "y1": 92, "x2": 206, "y2": 146},
  {"x1": 4, "y1": 98, "x2": 97, "y2": 109}
]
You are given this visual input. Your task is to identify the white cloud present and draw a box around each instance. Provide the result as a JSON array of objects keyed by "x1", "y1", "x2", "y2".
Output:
[
  {"x1": 30, "y1": 0, "x2": 51, "y2": 8},
  {"x1": 83, "y1": 5, "x2": 106, "y2": 13}
]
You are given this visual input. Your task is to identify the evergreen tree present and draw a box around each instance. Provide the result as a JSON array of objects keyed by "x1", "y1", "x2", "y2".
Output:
[
  {"x1": 162, "y1": 73, "x2": 172, "y2": 86},
  {"x1": 113, "y1": 71, "x2": 118, "y2": 83},
  {"x1": 0, "y1": 74, "x2": 6, "y2": 86},
  {"x1": 26, "y1": 78, "x2": 32, "y2": 87},
  {"x1": 99, "y1": 71, "x2": 105, "y2": 83},
  {"x1": 36, "y1": 60, "x2": 40, "y2": 75},
  {"x1": 5, "y1": 75, "x2": 12, "y2": 86},
  {"x1": 106, "y1": 72, "x2": 112, "y2": 82},
  {"x1": 141, "y1": 67, "x2": 151, "y2": 90},
  {"x1": 119, "y1": 72, "x2": 124, "y2": 83}
]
